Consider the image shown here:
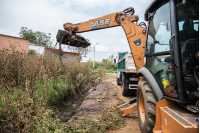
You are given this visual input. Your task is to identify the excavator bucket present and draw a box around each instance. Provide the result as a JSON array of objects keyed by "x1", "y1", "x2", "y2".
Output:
[{"x1": 56, "y1": 29, "x2": 90, "y2": 48}]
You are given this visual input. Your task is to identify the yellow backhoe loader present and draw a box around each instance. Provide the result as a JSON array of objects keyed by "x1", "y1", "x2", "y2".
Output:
[{"x1": 56, "y1": 0, "x2": 199, "y2": 132}]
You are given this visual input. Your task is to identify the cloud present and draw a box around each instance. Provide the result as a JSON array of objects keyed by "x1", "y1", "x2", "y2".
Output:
[{"x1": 0, "y1": 0, "x2": 152, "y2": 62}]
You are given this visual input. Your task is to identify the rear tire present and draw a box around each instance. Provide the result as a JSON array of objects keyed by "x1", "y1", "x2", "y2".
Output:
[
  {"x1": 117, "y1": 78, "x2": 121, "y2": 85},
  {"x1": 137, "y1": 78, "x2": 158, "y2": 133},
  {"x1": 121, "y1": 74, "x2": 129, "y2": 96}
]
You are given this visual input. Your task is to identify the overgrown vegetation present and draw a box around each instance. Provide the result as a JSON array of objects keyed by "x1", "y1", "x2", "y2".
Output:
[
  {"x1": 0, "y1": 43, "x2": 121, "y2": 132},
  {"x1": 67, "y1": 110, "x2": 125, "y2": 133},
  {"x1": 0, "y1": 43, "x2": 99, "y2": 132},
  {"x1": 86, "y1": 60, "x2": 117, "y2": 74}
]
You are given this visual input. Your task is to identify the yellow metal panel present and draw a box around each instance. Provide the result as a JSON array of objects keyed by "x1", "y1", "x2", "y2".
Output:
[
  {"x1": 153, "y1": 99, "x2": 176, "y2": 132},
  {"x1": 160, "y1": 107, "x2": 198, "y2": 133},
  {"x1": 160, "y1": 107, "x2": 186, "y2": 133},
  {"x1": 153, "y1": 99, "x2": 199, "y2": 133},
  {"x1": 119, "y1": 105, "x2": 137, "y2": 117}
]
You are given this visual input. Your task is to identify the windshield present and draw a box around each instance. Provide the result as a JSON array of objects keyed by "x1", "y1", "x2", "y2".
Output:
[
  {"x1": 146, "y1": 0, "x2": 180, "y2": 99},
  {"x1": 147, "y1": 1, "x2": 171, "y2": 54}
]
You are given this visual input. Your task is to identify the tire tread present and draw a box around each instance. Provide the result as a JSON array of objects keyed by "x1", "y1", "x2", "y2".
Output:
[{"x1": 137, "y1": 77, "x2": 158, "y2": 133}]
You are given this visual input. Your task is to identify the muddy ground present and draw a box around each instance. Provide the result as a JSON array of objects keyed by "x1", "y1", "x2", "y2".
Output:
[{"x1": 59, "y1": 75, "x2": 141, "y2": 133}]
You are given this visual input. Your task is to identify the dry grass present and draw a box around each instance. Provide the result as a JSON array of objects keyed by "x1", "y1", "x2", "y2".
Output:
[
  {"x1": 0, "y1": 43, "x2": 100, "y2": 132},
  {"x1": 0, "y1": 42, "x2": 119, "y2": 132},
  {"x1": 65, "y1": 109, "x2": 125, "y2": 133}
]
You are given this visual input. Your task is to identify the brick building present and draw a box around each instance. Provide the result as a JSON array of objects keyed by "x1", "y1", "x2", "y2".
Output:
[
  {"x1": 0, "y1": 34, "x2": 79, "y2": 61},
  {"x1": 45, "y1": 47, "x2": 80, "y2": 62},
  {"x1": 0, "y1": 34, "x2": 29, "y2": 53}
]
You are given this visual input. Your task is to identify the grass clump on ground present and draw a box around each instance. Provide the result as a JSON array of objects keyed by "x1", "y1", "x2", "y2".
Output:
[
  {"x1": 66, "y1": 109, "x2": 125, "y2": 133},
  {"x1": 86, "y1": 60, "x2": 117, "y2": 74}
]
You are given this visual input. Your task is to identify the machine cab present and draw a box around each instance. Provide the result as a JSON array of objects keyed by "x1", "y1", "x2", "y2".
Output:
[{"x1": 145, "y1": 0, "x2": 199, "y2": 104}]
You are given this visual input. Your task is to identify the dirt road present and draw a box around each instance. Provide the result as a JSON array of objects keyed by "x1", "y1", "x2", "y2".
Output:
[{"x1": 70, "y1": 75, "x2": 141, "y2": 133}]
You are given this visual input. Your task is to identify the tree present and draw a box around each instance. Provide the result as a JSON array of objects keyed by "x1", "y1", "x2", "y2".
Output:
[
  {"x1": 108, "y1": 56, "x2": 111, "y2": 62},
  {"x1": 19, "y1": 27, "x2": 53, "y2": 47},
  {"x1": 102, "y1": 59, "x2": 108, "y2": 64},
  {"x1": 111, "y1": 55, "x2": 114, "y2": 63}
]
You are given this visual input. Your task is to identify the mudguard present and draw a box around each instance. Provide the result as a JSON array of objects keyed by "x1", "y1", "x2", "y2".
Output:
[{"x1": 138, "y1": 67, "x2": 163, "y2": 101}]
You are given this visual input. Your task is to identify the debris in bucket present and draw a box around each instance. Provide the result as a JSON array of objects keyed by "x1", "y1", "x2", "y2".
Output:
[{"x1": 56, "y1": 29, "x2": 90, "y2": 48}]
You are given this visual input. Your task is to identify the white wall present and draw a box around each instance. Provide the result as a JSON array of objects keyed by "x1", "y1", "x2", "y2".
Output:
[{"x1": 28, "y1": 44, "x2": 45, "y2": 55}]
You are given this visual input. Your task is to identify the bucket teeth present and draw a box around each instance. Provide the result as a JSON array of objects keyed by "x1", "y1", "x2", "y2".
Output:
[{"x1": 56, "y1": 30, "x2": 90, "y2": 48}]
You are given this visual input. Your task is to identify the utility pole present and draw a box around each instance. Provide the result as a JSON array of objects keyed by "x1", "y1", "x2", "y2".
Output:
[{"x1": 93, "y1": 43, "x2": 98, "y2": 71}]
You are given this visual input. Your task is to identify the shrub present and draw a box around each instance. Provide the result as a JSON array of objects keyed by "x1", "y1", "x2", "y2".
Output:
[{"x1": 0, "y1": 44, "x2": 99, "y2": 132}]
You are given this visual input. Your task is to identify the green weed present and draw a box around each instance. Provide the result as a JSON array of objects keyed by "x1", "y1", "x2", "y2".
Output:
[
  {"x1": 0, "y1": 44, "x2": 99, "y2": 132},
  {"x1": 67, "y1": 110, "x2": 125, "y2": 133},
  {"x1": 0, "y1": 43, "x2": 119, "y2": 132}
]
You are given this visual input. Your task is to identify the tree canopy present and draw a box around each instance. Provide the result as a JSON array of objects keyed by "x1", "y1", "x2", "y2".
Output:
[{"x1": 19, "y1": 27, "x2": 53, "y2": 47}]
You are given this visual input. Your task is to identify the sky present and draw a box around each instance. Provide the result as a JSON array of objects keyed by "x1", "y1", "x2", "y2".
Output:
[{"x1": 0, "y1": 0, "x2": 152, "y2": 62}]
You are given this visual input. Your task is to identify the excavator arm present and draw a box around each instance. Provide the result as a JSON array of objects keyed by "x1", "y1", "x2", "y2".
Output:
[{"x1": 56, "y1": 7, "x2": 147, "y2": 72}]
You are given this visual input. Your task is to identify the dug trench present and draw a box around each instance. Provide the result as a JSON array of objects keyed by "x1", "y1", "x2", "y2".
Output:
[{"x1": 57, "y1": 75, "x2": 141, "y2": 133}]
